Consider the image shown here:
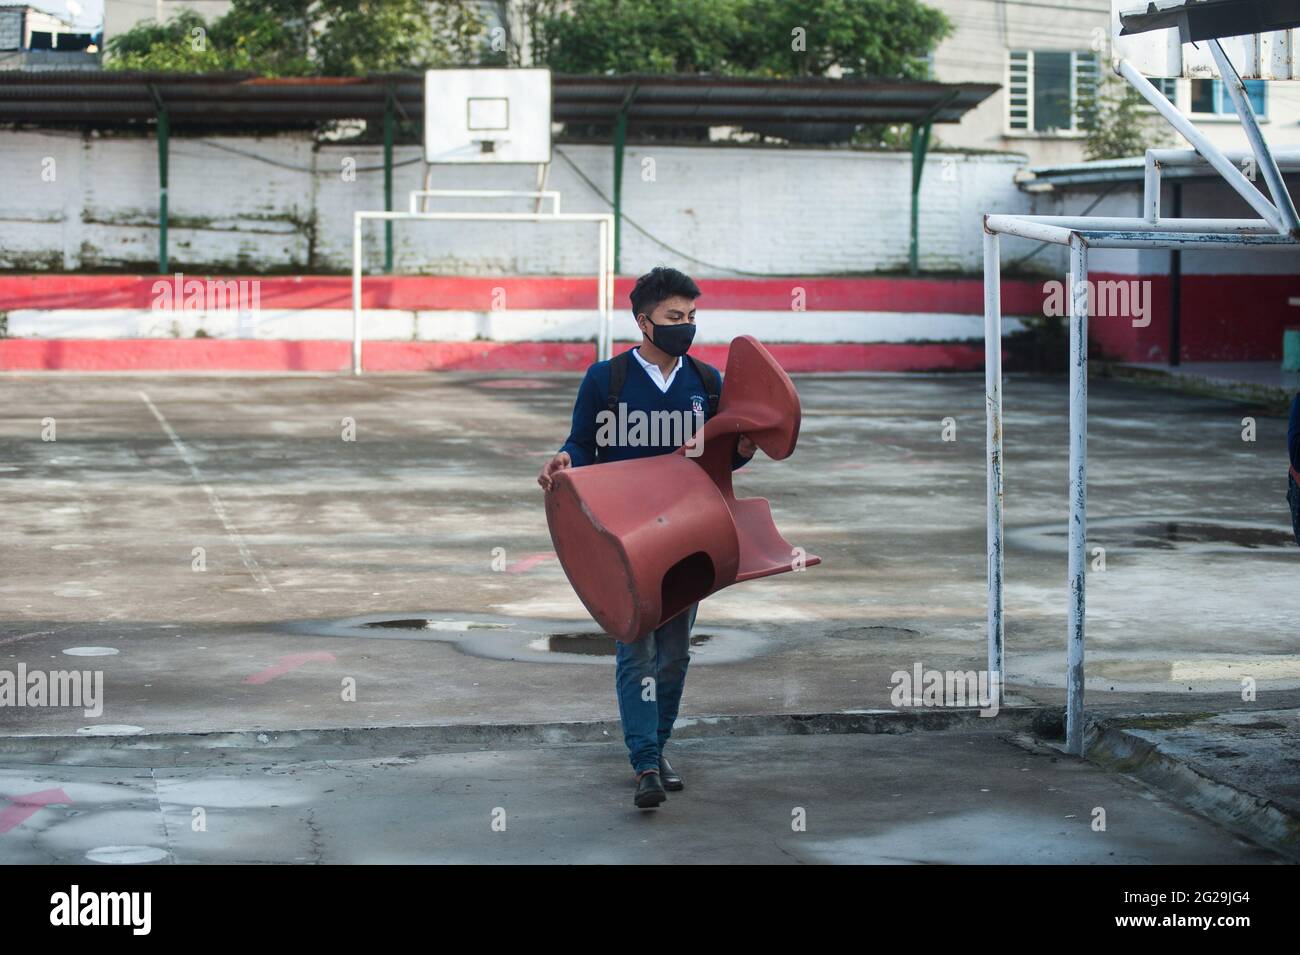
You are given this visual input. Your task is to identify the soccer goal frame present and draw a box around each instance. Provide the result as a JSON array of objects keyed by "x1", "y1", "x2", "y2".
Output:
[
  {"x1": 350, "y1": 192, "x2": 615, "y2": 374},
  {"x1": 982, "y1": 17, "x2": 1300, "y2": 755}
]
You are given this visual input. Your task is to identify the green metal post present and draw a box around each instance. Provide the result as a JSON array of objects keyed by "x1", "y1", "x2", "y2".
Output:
[
  {"x1": 612, "y1": 86, "x2": 638, "y2": 275},
  {"x1": 909, "y1": 121, "x2": 931, "y2": 277},
  {"x1": 157, "y1": 104, "x2": 169, "y2": 274},
  {"x1": 613, "y1": 110, "x2": 628, "y2": 275},
  {"x1": 384, "y1": 85, "x2": 395, "y2": 274}
]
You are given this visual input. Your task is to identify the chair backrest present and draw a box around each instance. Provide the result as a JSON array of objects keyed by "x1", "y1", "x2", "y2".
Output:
[{"x1": 546, "y1": 335, "x2": 819, "y2": 642}]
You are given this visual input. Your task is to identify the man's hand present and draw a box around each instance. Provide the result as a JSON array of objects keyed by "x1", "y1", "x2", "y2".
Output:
[
  {"x1": 538, "y1": 451, "x2": 572, "y2": 491},
  {"x1": 737, "y1": 435, "x2": 757, "y2": 458}
]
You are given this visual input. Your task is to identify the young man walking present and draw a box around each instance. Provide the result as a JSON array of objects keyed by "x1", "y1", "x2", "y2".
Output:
[{"x1": 537, "y1": 267, "x2": 754, "y2": 809}]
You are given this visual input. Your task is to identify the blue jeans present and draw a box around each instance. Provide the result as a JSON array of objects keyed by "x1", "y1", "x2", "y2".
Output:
[
  {"x1": 615, "y1": 603, "x2": 698, "y2": 774},
  {"x1": 1289, "y1": 474, "x2": 1300, "y2": 547}
]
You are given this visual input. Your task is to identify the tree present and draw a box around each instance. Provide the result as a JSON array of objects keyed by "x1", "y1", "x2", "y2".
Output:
[
  {"x1": 525, "y1": 0, "x2": 947, "y2": 144},
  {"x1": 105, "y1": 0, "x2": 486, "y2": 76},
  {"x1": 732, "y1": 0, "x2": 950, "y2": 79},
  {"x1": 529, "y1": 0, "x2": 741, "y2": 74},
  {"x1": 313, "y1": 0, "x2": 485, "y2": 75},
  {"x1": 105, "y1": 1, "x2": 313, "y2": 74},
  {"x1": 528, "y1": 0, "x2": 948, "y2": 78},
  {"x1": 1077, "y1": 71, "x2": 1173, "y2": 160}
]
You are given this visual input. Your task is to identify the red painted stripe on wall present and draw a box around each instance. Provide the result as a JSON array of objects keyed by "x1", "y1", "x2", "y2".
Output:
[
  {"x1": 1086, "y1": 273, "x2": 1171, "y2": 364},
  {"x1": 0, "y1": 274, "x2": 1048, "y2": 313},
  {"x1": 1178, "y1": 273, "x2": 1300, "y2": 362},
  {"x1": 0, "y1": 339, "x2": 994, "y2": 373},
  {"x1": 1085, "y1": 272, "x2": 1300, "y2": 363}
]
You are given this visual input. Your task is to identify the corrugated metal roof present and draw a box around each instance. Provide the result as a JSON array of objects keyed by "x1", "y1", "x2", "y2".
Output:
[
  {"x1": 1119, "y1": 0, "x2": 1300, "y2": 42},
  {"x1": 1023, "y1": 153, "x2": 1300, "y2": 189},
  {"x1": 0, "y1": 70, "x2": 997, "y2": 128}
]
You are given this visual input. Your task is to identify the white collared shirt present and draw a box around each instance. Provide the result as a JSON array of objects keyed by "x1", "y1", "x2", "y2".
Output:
[{"x1": 631, "y1": 346, "x2": 682, "y2": 393}]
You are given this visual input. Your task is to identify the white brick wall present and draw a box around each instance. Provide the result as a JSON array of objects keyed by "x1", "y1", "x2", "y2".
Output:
[{"x1": 0, "y1": 130, "x2": 1030, "y2": 276}]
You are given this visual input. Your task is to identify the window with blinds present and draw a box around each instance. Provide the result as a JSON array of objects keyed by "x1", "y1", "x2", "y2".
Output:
[{"x1": 1007, "y1": 50, "x2": 1101, "y2": 134}]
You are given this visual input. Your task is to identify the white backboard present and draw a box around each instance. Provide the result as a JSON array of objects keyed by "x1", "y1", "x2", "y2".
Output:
[
  {"x1": 424, "y1": 68, "x2": 552, "y2": 165},
  {"x1": 1111, "y1": 0, "x2": 1300, "y2": 79}
]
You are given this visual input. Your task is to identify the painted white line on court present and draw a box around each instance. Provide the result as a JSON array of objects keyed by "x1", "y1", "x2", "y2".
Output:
[{"x1": 138, "y1": 391, "x2": 275, "y2": 593}]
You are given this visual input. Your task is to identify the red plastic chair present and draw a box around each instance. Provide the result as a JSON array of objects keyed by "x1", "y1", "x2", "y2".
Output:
[{"x1": 546, "y1": 335, "x2": 821, "y2": 642}]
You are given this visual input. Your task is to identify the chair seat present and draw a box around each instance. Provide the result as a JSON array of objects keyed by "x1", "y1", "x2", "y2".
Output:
[{"x1": 546, "y1": 335, "x2": 821, "y2": 642}]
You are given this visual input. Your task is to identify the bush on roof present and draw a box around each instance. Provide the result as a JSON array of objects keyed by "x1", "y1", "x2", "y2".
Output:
[{"x1": 105, "y1": 0, "x2": 486, "y2": 76}]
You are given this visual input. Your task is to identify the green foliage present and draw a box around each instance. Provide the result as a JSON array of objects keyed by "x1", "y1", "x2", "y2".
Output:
[
  {"x1": 735, "y1": 0, "x2": 950, "y2": 79},
  {"x1": 1077, "y1": 71, "x2": 1173, "y2": 160},
  {"x1": 313, "y1": 0, "x2": 485, "y2": 75},
  {"x1": 108, "y1": 0, "x2": 947, "y2": 81},
  {"x1": 105, "y1": 0, "x2": 950, "y2": 146},
  {"x1": 530, "y1": 0, "x2": 949, "y2": 78},
  {"x1": 106, "y1": 0, "x2": 486, "y2": 76},
  {"x1": 104, "y1": 10, "x2": 234, "y2": 73},
  {"x1": 529, "y1": 0, "x2": 741, "y2": 74}
]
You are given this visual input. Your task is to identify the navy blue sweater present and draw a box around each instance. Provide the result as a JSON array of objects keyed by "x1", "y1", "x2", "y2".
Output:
[
  {"x1": 559, "y1": 349, "x2": 749, "y2": 470},
  {"x1": 1289, "y1": 391, "x2": 1300, "y2": 473}
]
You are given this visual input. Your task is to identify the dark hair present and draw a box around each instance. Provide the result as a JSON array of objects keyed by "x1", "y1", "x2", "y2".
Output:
[{"x1": 629, "y1": 267, "x2": 701, "y2": 320}]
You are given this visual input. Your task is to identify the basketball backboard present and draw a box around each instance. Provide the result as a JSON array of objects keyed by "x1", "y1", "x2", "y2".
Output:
[
  {"x1": 423, "y1": 68, "x2": 552, "y2": 164},
  {"x1": 1111, "y1": 0, "x2": 1300, "y2": 79}
]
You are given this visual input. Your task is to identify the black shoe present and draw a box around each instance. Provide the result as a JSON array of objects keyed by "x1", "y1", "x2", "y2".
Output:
[
  {"x1": 634, "y1": 770, "x2": 667, "y2": 809},
  {"x1": 659, "y1": 756, "x2": 683, "y2": 791}
]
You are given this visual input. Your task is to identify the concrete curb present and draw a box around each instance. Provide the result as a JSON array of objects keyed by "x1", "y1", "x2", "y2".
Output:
[
  {"x1": 1107, "y1": 362, "x2": 1294, "y2": 411},
  {"x1": 1085, "y1": 715, "x2": 1300, "y2": 863},
  {"x1": 0, "y1": 705, "x2": 1048, "y2": 768}
]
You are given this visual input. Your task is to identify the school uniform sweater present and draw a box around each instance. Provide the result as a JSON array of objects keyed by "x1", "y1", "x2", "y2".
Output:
[{"x1": 559, "y1": 349, "x2": 749, "y2": 470}]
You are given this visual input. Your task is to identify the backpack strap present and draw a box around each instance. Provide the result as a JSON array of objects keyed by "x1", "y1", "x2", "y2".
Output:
[
  {"x1": 606, "y1": 349, "x2": 631, "y2": 415},
  {"x1": 686, "y1": 354, "x2": 722, "y2": 419}
]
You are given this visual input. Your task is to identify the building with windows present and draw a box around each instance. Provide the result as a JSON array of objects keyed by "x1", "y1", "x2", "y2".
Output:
[
  {"x1": 102, "y1": 0, "x2": 230, "y2": 45},
  {"x1": 0, "y1": 2, "x2": 98, "y2": 69},
  {"x1": 927, "y1": 0, "x2": 1299, "y2": 163}
]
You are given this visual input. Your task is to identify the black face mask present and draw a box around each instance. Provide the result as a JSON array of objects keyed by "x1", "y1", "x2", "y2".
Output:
[{"x1": 641, "y1": 317, "x2": 696, "y2": 357}]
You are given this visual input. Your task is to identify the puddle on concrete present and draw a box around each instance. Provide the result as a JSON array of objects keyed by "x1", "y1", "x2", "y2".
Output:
[
  {"x1": 526, "y1": 632, "x2": 714, "y2": 656},
  {"x1": 77, "y1": 724, "x2": 144, "y2": 736},
  {"x1": 830, "y1": 626, "x2": 921, "y2": 642},
  {"x1": 1009, "y1": 515, "x2": 1298, "y2": 555},
  {"x1": 85, "y1": 845, "x2": 170, "y2": 865},
  {"x1": 285, "y1": 612, "x2": 763, "y2": 665},
  {"x1": 1124, "y1": 521, "x2": 1294, "y2": 550},
  {"x1": 362, "y1": 619, "x2": 509, "y2": 632}
]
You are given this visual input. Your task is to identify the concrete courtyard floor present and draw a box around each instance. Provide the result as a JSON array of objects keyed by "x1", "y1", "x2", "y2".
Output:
[
  {"x1": 0, "y1": 728, "x2": 1280, "y2": 864},
  {"x1": 0, "y1": 370, "x2": 1296, "y2": 863}
]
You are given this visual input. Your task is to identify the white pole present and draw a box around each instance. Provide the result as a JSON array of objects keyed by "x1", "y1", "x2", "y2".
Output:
[
  {"x1": 597, "y1": 219, "x2": 608, "y2": 361},
  {"x1": 352, "y1": 213, "x2": 363, "y2": 376},
  {"x1": 606, "y1": 215, "x2": 616, "y2": 360},
  {"x1": 1065, "y1": 233, "x2": 1089, "y2": 755},
  {"x1": 1119, "y1": 59, "x2": 1287, "y2": 232},
  {"x1": 1143, "y1": 151, "x2": 1161, "y2": 223},
  {"x1": 983, "y1": 229, "x2": 1004, "y2": 701},
  {"x1": 1079, "y1": 232, "x2": 1299, "y2": 250},
  {"x1": 1149, "y1": 148, "x2": 1300, "y2": 167},
  {"x1": 983, "y1": 215, "x2": 1075, "y2": 245},
  {"x1": 1210, "y1": 39, "x2": 1300, "y2": 236},
  {"x1": 1000, "y1": 215, "x2": 1271, "y2": 233}
]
